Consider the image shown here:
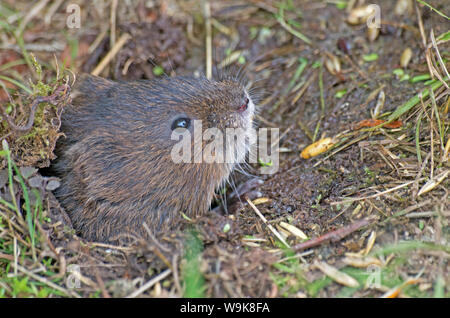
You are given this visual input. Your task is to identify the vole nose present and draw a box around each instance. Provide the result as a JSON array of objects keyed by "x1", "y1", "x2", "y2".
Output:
[{"x1": 237, "y1": 98, "x2": 249, "y2": 113}]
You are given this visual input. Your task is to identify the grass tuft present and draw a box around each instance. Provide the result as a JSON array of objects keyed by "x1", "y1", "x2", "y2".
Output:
[{"x1": 181, "y1": 229, "x2": 206, "y2": 298}]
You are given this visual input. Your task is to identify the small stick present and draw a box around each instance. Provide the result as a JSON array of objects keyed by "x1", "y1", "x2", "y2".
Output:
[
  {"x1": 0, "y1": 253, "x2": 14, "y2": 261},
  {"x1": 204, "y1": 0, "x2": 212, "y2": 79},
  {"x1": 110, "y1": 0, "x2": 118, "y2": 52},
  {"x1": 44, "y1": 0, "x2": 63, "y2": 25},
  {"x1": 382, "y1": 199, "x2": 432, "y2": 224},
  {"x1": 291, "y1": 71, "x2": 317, "y2": 106},
  {"x1": 172, "y1": 254, "x2": 183, "y2": 296},
  {"x1": 343, "y1": 55, "x2": 369, "y2": 80},
  {"x1": 91, "y1": 33, "x2": 131, "y2": 76},
  {"x1": 35, "y1": 215, "x2": 67, "y2": 280},
  {"x1": 430, "y1": 30, "x2": 450, "y2": 88},
  {"x1": 291, "y1": 218, "x2": 372, "y2": 252},
  {"x1": 405, "y1": 211, "x2": 436, "y2": 218},
  {"x1": 414, "y1": 1, "x2": 427, "y2": 48},
  {"x1": 11, "y1": 263, "x2": 80, "y2": 298},
  {"x1": 297, "y1": 118, "x2": 314, "y2": 141},
  {"x1": 246, "y1": 198, "x2": 290, "y2": 248},
  {"x1": 89, "y1": 242, "x2": 134, "y2": 252},
  {"x1": 88, "y1": 27, "x2": 108, "y2": 55},
  {"x1": 414, "y1": 1, "x2": 435, "y2": 85},
  {"x1": 126, "y1": 269, "x2": 172, "y2": 298},
  {"x1": 330, "y1": 179, "x2": 420, "y2": 205},
  {"x1": 271, "y1": 125, "x2": 292, "y2": 149},
  {"x1": 93, "y1": 266, "x2": 111, "y2": 298},
  {"x1": 17, "y1": 0, "x2": 50, "y2": 35},
  {"x1": 142, "y1": 222, "x2": 171, "y2": 253}
]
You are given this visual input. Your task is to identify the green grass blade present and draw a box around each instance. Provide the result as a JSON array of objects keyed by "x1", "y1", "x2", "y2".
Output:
[
  {"x1": 415, "y1": 0, "x2": 450, "y2": 20},
  {"x1": 387, "y1": 79, "x2": 444, "y2": 122},
  {"x1": 182, "y1": 229, "x2": 206, "y2": 298},
  {"x1": 275, "y1": 7, "x2": 311, "y2": 44},
  {"x1": 2, "y1": 140, "x2": 19, "y2": 215},
  {"x1": 1, "y1": 140, "x2": 36, "y2": 257},
  {"x1": 415, "y1": 111, "x2": 423, "y2": 163},
  {"x1": 0, "y1": 59, "x2": 26, "y2": 72},
  {"x1": 0, "y1": 74, "x2": 32, "y2": 94},
  {"x1": 313, "y1": 62, "x2": 325, "y2": 142},
  {"x1": 12, "y1": 163, "x2": 35, "y2": 247}
]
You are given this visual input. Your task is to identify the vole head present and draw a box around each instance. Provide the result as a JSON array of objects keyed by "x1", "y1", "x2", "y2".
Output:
[{"x1": 73, "y1": 74, "x2": 255, "y2": 165}]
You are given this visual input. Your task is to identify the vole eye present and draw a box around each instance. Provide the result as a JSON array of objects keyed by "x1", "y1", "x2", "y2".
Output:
[
  {"x1": 171, "y1": 117, "x2": 191, "y2": 131},
  {"x1": 238, "y1": 98, "x2": 249, "y2": 112}
]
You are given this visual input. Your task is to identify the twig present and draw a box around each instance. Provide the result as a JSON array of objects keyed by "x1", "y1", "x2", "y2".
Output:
[
  {"x1": 0, "y1": 253, "x2": 14, "y2": 261},
  {"x1": 88, "y1": 242, "x2": 135, "y2": 251},
  {"x1": 126, "y1": 269, "x2": 172, "y2": 298},
  {"x1": 297, "y1": 118, "x2": 314, "y2": 141},
  {"x1": 44, "y1": 0, "x2": 63, "y2": 25},
  {"x1": 291, "y1": 218, "x2": 373, "y2": 252},
  {"x1": 427, "y1": 93, "x2": 435, "y2": 178},
  {"x1": 330, "y1": 179, "x2": 421, "y2": 205},
  {"x1": 88, "y1": 26, "x2": 109, "y2": 55},
  {"x1": 246, "y1": 198, "x2": 290, "y2": 248},
  {"x1": 142, "y1": 222, "x2": 171, "y2": 253},
  {"x1": 382, "y1": 199, "x2": 432, "y2": 224},
  {"x1": 405, "y1": 211, "x2": 436, "y2": 218},
  {"x1": 35, "y1": 215, "x2": 67, "y2": 280},
  {"x1": 93, "y1": 266, "x2": 111, "y2": 298},
  {"x1": 291, "y1": 70, "x2": 317, "y2": 106},
  {"x1": 10, "y1": 263, "x2": 80, "y2": 298},
  {"x1": 430, "y1": 30, "x2": 450, "y2": 88},
  {"x1": 68, "y1": 266, "x2": 98, "y2": 289},
  {"x1": 343, "y1": 54, "x2": 369, "y2": 80},
  {"x1": 414, "y1": 1, "x2": 427, "y2": 48},
  {"x1": 412, "y1": 151, "x2": 431, "y2": 198},
  {"x1": 271, "y1": 125, "x2": 292, "y2": 149},
  {"x1": 17, "y1": 0, "x2": 50, "y2": 35},
  {"x1": 172, "y1": 253, "x2": 183, "y2": 296},
  {"x1": 91, "y1": 33, "x2": 131, "y2": 76},
  {"x1": 204, "y1": 0, "x2": 212, "y2": 79},
  {"x1": 110, "y1": 0, "x2": 118, "y2": 54},
  {"x1": 0, "y1": 42, "x2": 65, "y2": 52}
]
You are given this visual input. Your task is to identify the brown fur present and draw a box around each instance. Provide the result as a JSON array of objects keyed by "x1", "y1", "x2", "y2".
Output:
[{"x1": 53, "y1": 74, "x2": 253, "y2": 242}]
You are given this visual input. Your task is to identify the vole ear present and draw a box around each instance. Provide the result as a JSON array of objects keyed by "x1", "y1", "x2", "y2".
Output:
[{"x1": 71, "y1": 73, "x2": 115, "y2": 99}]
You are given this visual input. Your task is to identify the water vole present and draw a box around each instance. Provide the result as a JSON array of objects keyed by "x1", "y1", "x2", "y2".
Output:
[{"x1": 53, "y1": 74, "x2": 255, "y2": 242}]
